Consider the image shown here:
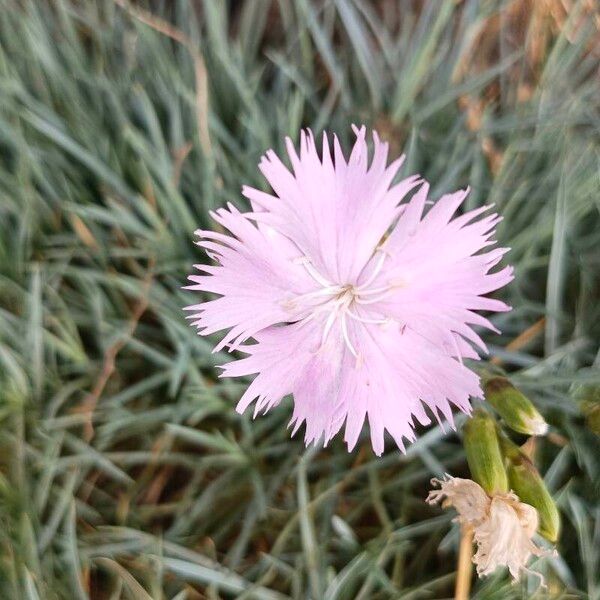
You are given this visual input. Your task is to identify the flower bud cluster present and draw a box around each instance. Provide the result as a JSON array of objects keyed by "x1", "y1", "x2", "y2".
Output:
[{"x1": 429, "y1": 378, "x2": 560, "y2": 583}]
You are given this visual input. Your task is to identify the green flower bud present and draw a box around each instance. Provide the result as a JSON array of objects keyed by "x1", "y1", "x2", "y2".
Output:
[
  {"x1": 502, "y1": 442, "x2": 561, "y2": 543},
  {"x1": 463, "y1": 410, "x2": 509, "y2": 495},
  {"x1": 484, "y1": 377, "x2": 548, "y2": 436}
]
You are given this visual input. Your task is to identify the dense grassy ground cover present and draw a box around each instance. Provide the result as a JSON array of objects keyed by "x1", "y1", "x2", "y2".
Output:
[{"x1": 0, "y1": 1, "x2": 599, "y2": 598}]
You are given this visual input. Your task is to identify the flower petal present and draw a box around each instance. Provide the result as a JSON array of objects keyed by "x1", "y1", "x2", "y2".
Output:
[
  {"x1": 377, "y1": 186, "x2": 513, "y2": 360},
  {"x1": 184, "y1": 204, "x2": 316, "y2": 351},
  {"x1": 224, "y1": 314, "x2": 482, "y2": 455},
  {"x1": 255, "y1": 127, "x2": 421, "y2": 283}
]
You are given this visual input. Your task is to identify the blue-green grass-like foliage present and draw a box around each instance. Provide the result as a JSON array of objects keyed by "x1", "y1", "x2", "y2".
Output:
[{"x1": 0, "y1": 1, "x2": 598, "y2": 598}]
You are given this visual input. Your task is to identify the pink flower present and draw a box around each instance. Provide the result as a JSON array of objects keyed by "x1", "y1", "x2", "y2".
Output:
[{"x1": 185, "y1": 126, "x2": 513, "y2": 455}]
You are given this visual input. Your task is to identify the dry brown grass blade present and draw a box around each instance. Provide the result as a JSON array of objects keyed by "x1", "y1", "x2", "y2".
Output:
[
  {"x1": 75, "y1": 261, "x2": 154, "y2": 442},
  {"x1": 455, "y1": 525, "x2": 474, "y2": 600},
  {"x1": 491, "y1": 317, "x2": 546, "y2": 366},
  {"x1": 113, "y1": 0, "x2": 212, "y2": 157},
  {"x1": 452, "y1": 0, "x2": 600, "y2": 173},
  {"x1": 173, "y1": 141, "x2": 194, "y2": 188},
  {"x1": 70, "y1": 214, "x2": 99, "y2": 250}
]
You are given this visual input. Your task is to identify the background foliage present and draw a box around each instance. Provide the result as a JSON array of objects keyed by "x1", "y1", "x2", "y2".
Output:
[{"x1": 0, "y1": 1, "x2": 599, "y2": 598}]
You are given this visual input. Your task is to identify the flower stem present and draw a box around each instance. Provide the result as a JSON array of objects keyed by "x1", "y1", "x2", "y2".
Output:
[{"x1": 455, "y1": 525, "x2": 474, "y2": 600}]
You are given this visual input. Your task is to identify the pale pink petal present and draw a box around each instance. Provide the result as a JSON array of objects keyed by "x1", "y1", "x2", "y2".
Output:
[
  {"x1": 255, "y1": 128, "x2": 421, "y2": 283},
  {"x1": 376, "y1": 185, "x2": 513, "y2": 360},
  {"x1": 184, "y1": 204, "x2": 315, "y2": 351}
]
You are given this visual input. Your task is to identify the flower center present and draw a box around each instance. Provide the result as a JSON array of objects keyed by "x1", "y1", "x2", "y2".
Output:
[{"x1": 291, "y1": 251, "x2": 395, "y2": 358}]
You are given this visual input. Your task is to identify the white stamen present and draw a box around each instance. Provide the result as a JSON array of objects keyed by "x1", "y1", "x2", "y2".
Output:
[
  {"x1": 295, "y1": 257, "x2": 334, "y2": 288},
  {"x1": 290, "y1": 254, "x2": 400, "y2": 358},
  {"x1": 346, "y1": 309, "x2": 389, "y2": 325},
  {"x1": 356, "y1": 249, "x2": 388, "y2": 291},
  {"x1": 357, "y1": 285, "x2": 394, "y2": 297},
  {"x1": 321, "y1": 305, "x2": 339, "y2": 346},
  {"x1": 287, "y1": 285, "x2": 345, "y2": 307},
  {"x1": 340, "y1": 313, "x2": 358, "y2": 357},
  {"x1": 355, "y1": 290, "x2": 395, "y2": 305}
]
